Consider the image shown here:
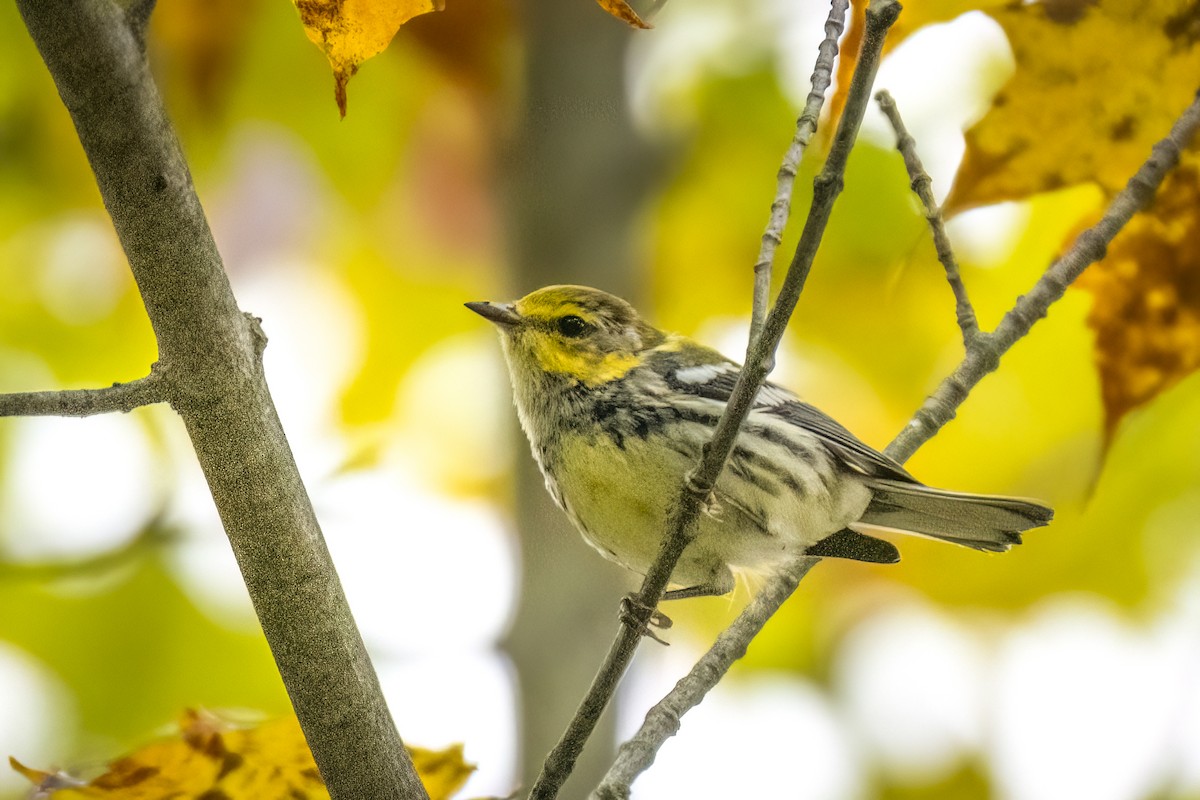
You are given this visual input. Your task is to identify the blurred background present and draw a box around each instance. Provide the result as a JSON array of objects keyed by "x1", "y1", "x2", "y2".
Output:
[{"x1": 2, "y1": 1, "x2": 1199, "y2": 798}]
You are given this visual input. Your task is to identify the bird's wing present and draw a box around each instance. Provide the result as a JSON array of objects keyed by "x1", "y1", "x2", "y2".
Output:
[{"x1": 651, "y1": 348, "x2": 916, "y2": 484}]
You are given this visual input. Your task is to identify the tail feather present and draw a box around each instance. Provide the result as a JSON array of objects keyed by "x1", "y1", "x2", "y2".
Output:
[{"x1": 857, "y1": 478, "x2": 1053, "y2": 553}]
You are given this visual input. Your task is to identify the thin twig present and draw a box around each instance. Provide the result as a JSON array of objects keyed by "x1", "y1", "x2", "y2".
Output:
[
  {"x1": 525, "y1": 3, "x2": 900, "y2": 798},
  {"x1": 0, "y1": 372, "x2": 166, "y2": 417},
  {"x1": 749, "y1": 0, "x2": 849, "y2": 347},
  {"x1": 591, "y1": 556, "x2": 818, "y2": 800},
  {"x1": 595, "y1": 87, "x2": 1200, "y2": 800},
  {"x1": 885, "y1": 88, "x2": 1200, "y2": 463},
  {"x1": 875, "y1": 89, "x2": 979, "y2": 345}
]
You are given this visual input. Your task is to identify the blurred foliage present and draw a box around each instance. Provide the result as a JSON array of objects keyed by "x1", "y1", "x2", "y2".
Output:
[
  {"x1": 2, "y1": 0, "x2": 1199, "y2": 797},
  {"x1": 0, "y1": 547, "x2": 288, "y2": 750}
]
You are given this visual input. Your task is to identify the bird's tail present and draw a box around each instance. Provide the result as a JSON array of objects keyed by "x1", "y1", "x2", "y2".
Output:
[{"x1": 856, "y1": 478, "x2": 1053, "y2": 552}]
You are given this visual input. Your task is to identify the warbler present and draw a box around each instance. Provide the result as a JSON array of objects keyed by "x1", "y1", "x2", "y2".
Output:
[{"x1": 468, "y1": 285, "x2": 1052, "y2": 600}]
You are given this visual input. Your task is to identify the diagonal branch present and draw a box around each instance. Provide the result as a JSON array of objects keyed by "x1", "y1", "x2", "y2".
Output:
[
  {"x1": 885, "y1": 88, "x2": 1200, "y2": 463},
  {"x1": 594, "y1": 87, "x2": 1200, "y2": 800},
  {"x1": 0, "y1": 372, "x2": 166, "y2": 417},
  {"x1": 749, "y1": 0, "x2": 849, "y2": 346},
  {"x1": 875, "y1": 89, "x2": 979, "y2": 346},
  {"x1": 591, "y1": 556, "x2": 818, "y2": 800},
  {"x1": 525, "y1": 2, "x2": 901, "y2": 798}
]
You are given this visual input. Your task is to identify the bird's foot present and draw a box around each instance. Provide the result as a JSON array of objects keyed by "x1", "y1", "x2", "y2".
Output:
[{"x1": 620, "y1": 594, "x2": 673, "y2": 646}]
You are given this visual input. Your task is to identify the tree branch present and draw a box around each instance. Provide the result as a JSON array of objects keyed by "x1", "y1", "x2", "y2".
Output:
[
  {"x1": 875, "y1": 89, "x2": 979, "y2": 345},
  {"x1": 15, "y1": 1, "x2": 427, "y2": 798},
  {"x1": 591, "y1": 556, "x2": 818, "y2": 800},
  {"x1": 885, "y1": 87, "x2": 1200, "y2": 463},
  {"x1": 0, "y1": 372, "x2": 166, "y2": 417},
  {"x1": 594, "y1": 87, "x2": 1200, "y2": 800},
  {"x1": 749, "y1": 0, "x2": 849, "y2": 347},
  {"x1": 525, "y1": 3, "x2": 900, "y2": 798}
]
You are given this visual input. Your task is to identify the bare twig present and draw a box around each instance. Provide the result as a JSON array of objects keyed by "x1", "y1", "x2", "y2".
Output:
[
  {"x1": 526, "y1": 3, "x2": 900, "y2": 798},
  {"x1": 885, "y1": 88, "x2": 1200, "y2": 463},
  {"x1": 591, "y1": 556, "x2": 818, "y2": 800},
  {"x1": 749, "y1": 0, "x2": 848, "y2": 347},
  {"x1": 875, "y1": 89, "x2": 979, "y2": 345},
  {"x1": 0, "y1": 372, "x2": 166, "y2": 417},
  {"x1": 595, "y1": 87, "x2": 1200, "y2": 800},
  {"x1": 15, "y1": 1, "x2": 426, "y2": 798}
]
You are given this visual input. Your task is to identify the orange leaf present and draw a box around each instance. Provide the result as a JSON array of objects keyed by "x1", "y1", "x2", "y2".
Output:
[
  {"x1": 11, "y1": 710, "x2": 475, "y2": 800},
  {"x1": 293, "y1": 0, "x2": 445, "y2": 117},
  {"x1": 595, "y1": 0, "x2": 651, "y2": 29},
  {"x1": 1076, "y1": 152, "x2": 1200, "y2": 439}
]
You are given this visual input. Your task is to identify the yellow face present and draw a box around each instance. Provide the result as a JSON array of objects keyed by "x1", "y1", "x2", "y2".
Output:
[{"x1": 480, "y1": 285, "x2": 664, "y2": 387}]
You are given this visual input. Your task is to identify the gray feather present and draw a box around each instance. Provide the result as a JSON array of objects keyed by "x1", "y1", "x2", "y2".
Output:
[{"x1": 858, "y1": 478, "x2": 1053, "y2": 552}]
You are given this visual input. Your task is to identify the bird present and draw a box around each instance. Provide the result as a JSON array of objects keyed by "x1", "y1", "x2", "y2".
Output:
[{"x1": 467, "y1": 285, "x2": 1052, "y2": 603}]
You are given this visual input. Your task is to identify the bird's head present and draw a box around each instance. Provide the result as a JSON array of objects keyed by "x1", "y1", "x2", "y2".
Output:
[{"x1": 466, "y1": 285, "x2": 666, "y2": 387}]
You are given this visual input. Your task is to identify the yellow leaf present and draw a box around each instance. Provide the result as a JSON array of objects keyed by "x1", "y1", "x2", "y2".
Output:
[
  {"x1": 941, "y1": 0, "x2": 1200, "y2": 434},
  {"x1": 11, "y1": 710, "x2": 475, "y2": 800},
  {"x1": 409, "y1": 743, "x2": 476, "y2": 800},
  {"x1": 1076, "y1": 153, "x2": 1200, "y2": 439},
  {"x1": 293, "y1": 0, "x2": 445, "y2": 117},
  {"x1": 945, "y1": 0, "x2": 1200, "y2": 211},
  {"x1": 595, "y1": 0, "x2": 651, "y2": 29}
]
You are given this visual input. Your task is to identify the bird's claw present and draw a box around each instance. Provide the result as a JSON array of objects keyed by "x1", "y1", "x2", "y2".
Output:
[{"x1": 619, "y1": 594, "x2": 673, "y2": 646}]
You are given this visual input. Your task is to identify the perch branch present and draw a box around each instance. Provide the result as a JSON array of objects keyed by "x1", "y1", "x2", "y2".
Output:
[
  {"x1": 595, "y1": 87, "x2": 1200, "y2": 800},
  {"x1": 875, "y1": 89, "x2": 979, "y2": 345},
  {"x1": 0, "y1": 372, "x2": 166, "y2": 417},
  {"x1": 749, "y1": 0, "x2": 849, "y2": 347},
  {"x1": 591, "y1": 557, "x2": 818, "y2": 800},
  {"x1": 525, "y1": 2, "x2": 900, "y2": 798},
  {"x1": 15, "y1": 1, "x2": 427, "y2": 798}
]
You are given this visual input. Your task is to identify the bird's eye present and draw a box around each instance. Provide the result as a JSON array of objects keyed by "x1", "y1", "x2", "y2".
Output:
[{"x1": 556, "y1": 315, "x2": 591, "y2": 338}]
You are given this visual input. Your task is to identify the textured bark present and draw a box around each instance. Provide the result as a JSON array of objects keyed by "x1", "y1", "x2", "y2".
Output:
[{"x1": 15, "y1": 1, "x2": 426, "y2": 797}]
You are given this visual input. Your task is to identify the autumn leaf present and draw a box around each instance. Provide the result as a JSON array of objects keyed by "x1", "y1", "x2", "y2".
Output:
[
  {"x1": 1075, "y1": 153, "x2": 1200, "y2": 439},
  {"x1": 942, "y1": 0, "x2": 1200, "y2": 436},
  {"x1": 293, "y1": 0, "x2": 445, "y2": 117},
  {"x1": 945, "y1": 0, "x2": 1200, "y2": 210},
  {"x1": 409, "y1": 743, "x2": 478, "y2": 800},
  {"x1": 596, "y1": 0, "x2": 651, "y2": 29},
  {"x1": 11, "y1": 710, "x2": 475, "y2": 800}
]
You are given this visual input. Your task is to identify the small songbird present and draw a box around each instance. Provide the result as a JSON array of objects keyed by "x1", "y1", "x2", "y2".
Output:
[{"x1": 468, "y1": 285, "x2": 1052, "y2": 601}]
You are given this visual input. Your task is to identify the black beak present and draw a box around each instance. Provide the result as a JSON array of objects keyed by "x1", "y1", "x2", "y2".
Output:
[{"x1": 465, "y1": 300, "x2": 522, "y2": 328}]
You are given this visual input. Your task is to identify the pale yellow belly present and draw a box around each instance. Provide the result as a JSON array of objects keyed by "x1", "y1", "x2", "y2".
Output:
[{"x1": 547, "y1": 429, "x2": 870, "y2": 589}]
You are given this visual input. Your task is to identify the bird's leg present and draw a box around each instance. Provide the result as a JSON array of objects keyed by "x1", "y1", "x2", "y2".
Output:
[
  {"x1": 619, "y1": 594, "x2": 673, "y2": 646},
  {"x1": 661, "y1": 582, "x2": 731, "y2": 601}
]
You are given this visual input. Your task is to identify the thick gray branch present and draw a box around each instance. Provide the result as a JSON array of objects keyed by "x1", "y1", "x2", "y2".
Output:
[
  {"x1": 525, "y1": 3, "x2": 899, "y2": 798},
  {"x1": 15, "y1": 1, "x2": 427, "y2": 798},
  {"x1": 0, "y1": 372, "x2": 165, "y2": 417},
  {"x1": 749, "y1": 0, "x2": 848, "y2": 346},
  {"x1": 876, "y1": 89, "x2": 979, "y2": 345}
]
